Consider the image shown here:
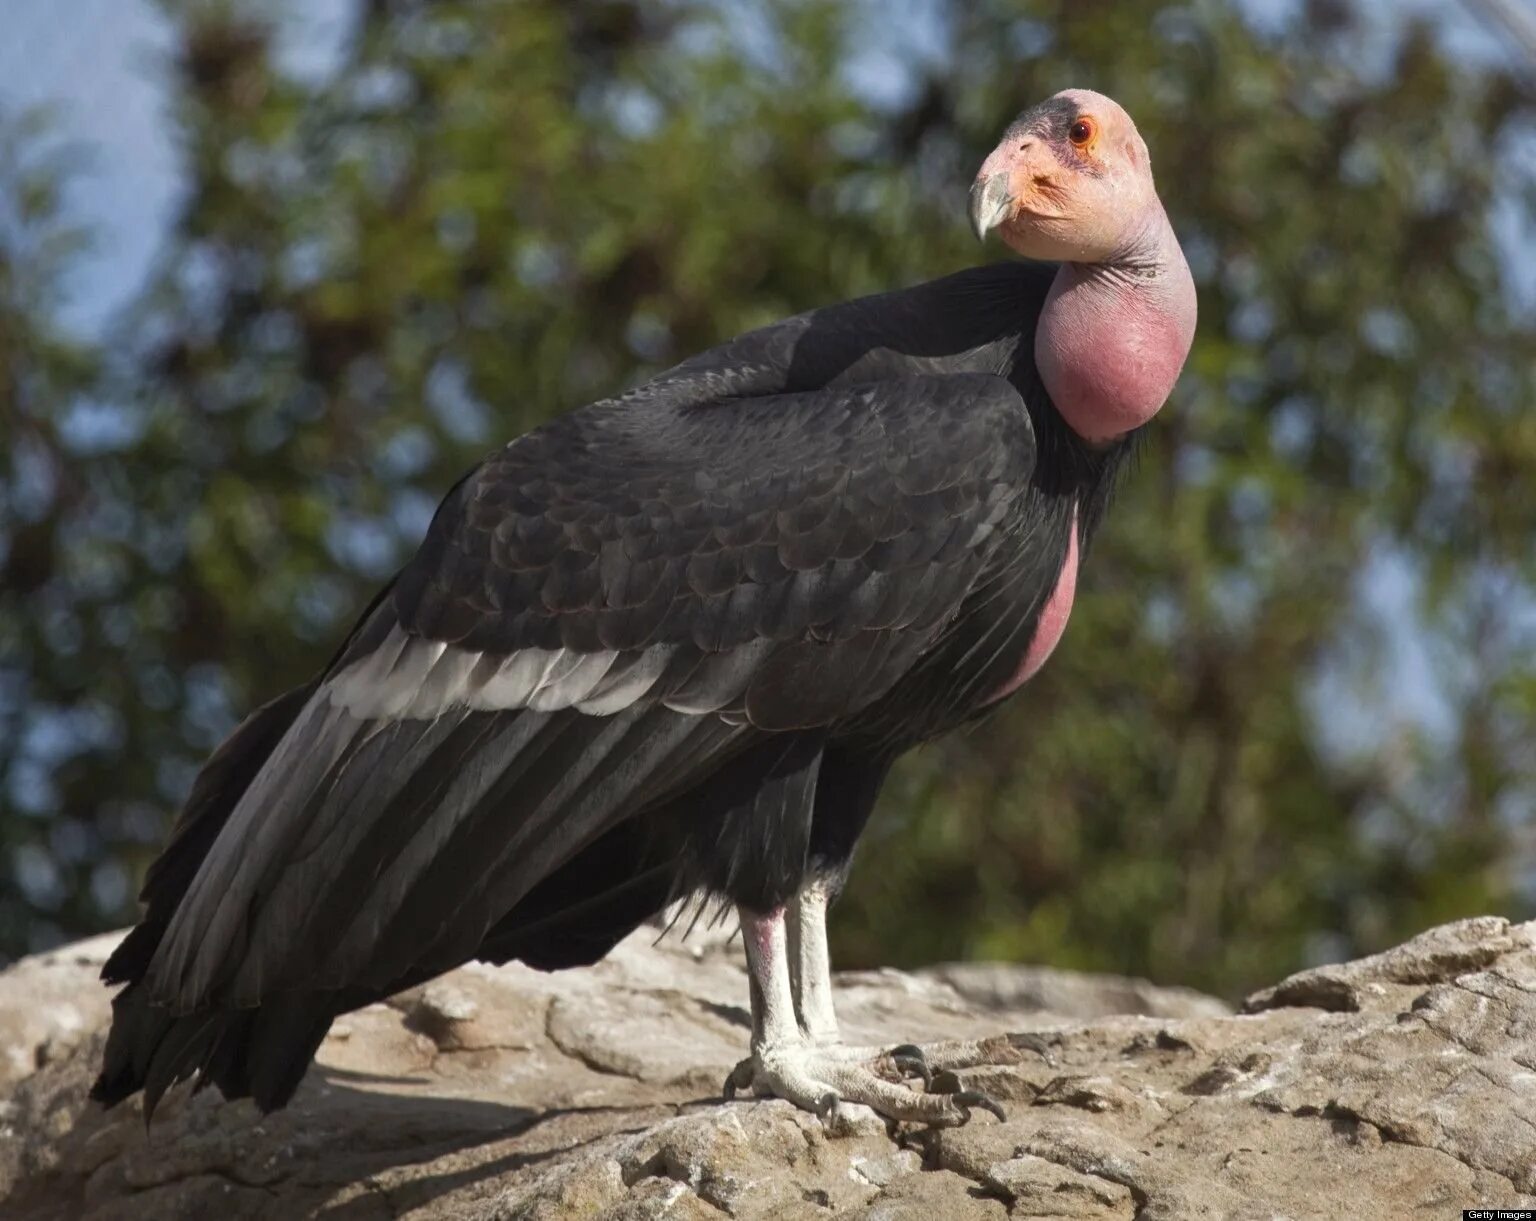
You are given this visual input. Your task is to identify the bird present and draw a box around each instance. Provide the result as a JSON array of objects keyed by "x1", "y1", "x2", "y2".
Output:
[{"x1": 92, "y1": 88, "x2": 1196, "y2": 1128}]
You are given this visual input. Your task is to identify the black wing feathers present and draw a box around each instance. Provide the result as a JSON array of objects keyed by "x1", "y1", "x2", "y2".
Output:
[{"x1": 394, "y1": 373, "x2": 1033, "y2": 662}]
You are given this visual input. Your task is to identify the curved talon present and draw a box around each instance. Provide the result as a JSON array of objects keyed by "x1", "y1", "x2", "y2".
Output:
[
  {"x1": 1010, "y1": 1031, "x2": 1058, "y2": 1067},
  {"x1": 892, "y1": 1055, "x2": 932, "y2": 1089},
  {"x1": 723, "y1": 1057, "x2": 754, "y2": 1100},
  {"x1": 814, "y1": 1090, "x2": 839, "y2": 1117},
  {"x1": 954, "y1": 1089, "x2": 1006, "y2": 1123},
  {"x1": 889, "y1": 1045, "x2": 932, "y2": 1089}
]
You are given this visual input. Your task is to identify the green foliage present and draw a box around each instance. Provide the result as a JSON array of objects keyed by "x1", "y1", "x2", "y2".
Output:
[{"x1": 1, "y1": 0, "x2": 1532, "y2": 996}]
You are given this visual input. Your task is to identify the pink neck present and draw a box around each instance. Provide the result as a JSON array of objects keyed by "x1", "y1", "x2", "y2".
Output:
[
  {"x1": 1035, "y1": 206, "x2": 1197, "y2": 445},
  {"x1": 986, "y1": 507, "x2": 1080, "y2": 704}
]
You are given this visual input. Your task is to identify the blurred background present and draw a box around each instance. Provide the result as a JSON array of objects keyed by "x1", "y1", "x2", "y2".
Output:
[{"x1": 2, "y1": 0, "x2": 1534, "y2": 999}]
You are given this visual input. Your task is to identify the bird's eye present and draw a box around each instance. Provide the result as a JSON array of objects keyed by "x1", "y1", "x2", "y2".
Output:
[{"x1": 1069, "y1": 117, "x2": 1097, "y2": 147}]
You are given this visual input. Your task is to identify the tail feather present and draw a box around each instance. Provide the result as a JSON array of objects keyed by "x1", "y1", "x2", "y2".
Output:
[
  {"x1": 101, "y1": 684, "x2": 318, "y2": 987},
  {"x1": 140, "y1": 1010, "x2": 219, "y2": 1118},
  {"x1": 93, "y1": 682, "x2": 328, "y2": 1114},
  {"x1": 93, "y1": 988, "x2": 336, "y2": 1118}
]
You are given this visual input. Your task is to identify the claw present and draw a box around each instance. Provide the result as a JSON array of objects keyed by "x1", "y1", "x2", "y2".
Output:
[
  {"x1": 928, "y1": 1069, "x2": 1006, "y2": 1124},
  {"x1": 954, "y1": 1089, "x2": 1007, "y2": 1123},
  {"x1": 814, "y1": 1091, "x2": 839, "y2": 1117},
  {"x1": 887, "y1": 1043, "x2": 932, "y2": 1088},
  {"x1": 1009, "y1": 1031, "x2": 1058, "y2": 1067},
  {"x1": 723, "y1": 1057, "x2": 755, "y2": 1100}
]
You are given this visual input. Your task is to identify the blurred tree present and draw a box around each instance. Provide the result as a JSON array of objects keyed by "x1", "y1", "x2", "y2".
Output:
[
  {"x1": 0, "y1": 109, "x2": 105, "y2": 955},
  {"x1": 1, "y1": 0, "x2": 1533, "y2": 996}
]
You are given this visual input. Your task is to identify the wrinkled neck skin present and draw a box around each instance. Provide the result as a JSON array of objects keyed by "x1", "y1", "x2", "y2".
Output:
[{"x1": 1034, "y1": 204, "x2": 1197, "y2": 446}]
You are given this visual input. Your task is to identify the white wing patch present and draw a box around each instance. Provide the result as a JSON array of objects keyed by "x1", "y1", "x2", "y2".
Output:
[{"x1": 325, "y1": 626, "x2": 695, "y2": 719}]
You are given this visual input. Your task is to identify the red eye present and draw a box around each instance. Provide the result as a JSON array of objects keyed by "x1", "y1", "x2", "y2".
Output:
[{"x1": 1069, "y1": 116, "x2": 1097, "y2": 147}]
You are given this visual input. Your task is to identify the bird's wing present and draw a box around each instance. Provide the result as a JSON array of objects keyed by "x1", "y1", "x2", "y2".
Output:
[{"x1": 145, "y1": 371, "x2": 1035, "y2": 1011}]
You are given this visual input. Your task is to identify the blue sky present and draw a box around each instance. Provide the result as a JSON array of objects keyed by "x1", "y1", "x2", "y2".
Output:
[
  {"x1": 0, "y1": 0, "x2": 356, "y2": 335},
  {"x1": 0, "y1": 0, "x2": 179, "y2": 334}
]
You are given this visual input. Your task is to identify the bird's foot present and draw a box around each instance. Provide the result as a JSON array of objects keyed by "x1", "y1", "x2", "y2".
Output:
[{"x1": 722, "y1": 1038, "x2": 1007, "y2": 1127}]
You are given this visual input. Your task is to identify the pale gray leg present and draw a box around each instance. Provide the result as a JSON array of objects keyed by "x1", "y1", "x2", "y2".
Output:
[
  {"x1": 723, "y1": 904, "x2": 1005, "y2": 1126},
  {"x1": 784, "y1": 882, "x2": 1033, "y2": 1080},
  {"x1": 787, "y1": 879, "x2": 839, "y2": 1043}
]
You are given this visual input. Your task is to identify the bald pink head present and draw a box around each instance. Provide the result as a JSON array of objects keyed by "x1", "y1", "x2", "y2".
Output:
[
  {"x1": 970, "y1": 89, "x2": 1158, "y2": 263},
  {"x1": 971, "y1": 89, "x2": 1197, "y2": 444}
]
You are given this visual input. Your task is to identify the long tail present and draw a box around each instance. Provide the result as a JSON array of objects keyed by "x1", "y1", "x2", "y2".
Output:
[
  {"x1": 90, "y1": 681, "x2": 684, "y2": 1117},
  {"x1": 91, "y1": 683, "x2": 339, "y2": 1116}
]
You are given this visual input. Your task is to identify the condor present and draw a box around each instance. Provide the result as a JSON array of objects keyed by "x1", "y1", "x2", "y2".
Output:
[{"x1": 94, "y1": 89, "x2": 1196, "y2": 1127}]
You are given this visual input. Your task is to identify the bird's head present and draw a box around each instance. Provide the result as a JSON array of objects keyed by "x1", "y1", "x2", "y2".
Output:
[{"x1": 970, "y1": 89, "x2": 1159, "y2": 264}]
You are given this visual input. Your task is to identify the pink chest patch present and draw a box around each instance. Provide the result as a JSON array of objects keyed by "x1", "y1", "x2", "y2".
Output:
[{"x1": 987, "y1": 511, "x2": 1080, "y2": 704}]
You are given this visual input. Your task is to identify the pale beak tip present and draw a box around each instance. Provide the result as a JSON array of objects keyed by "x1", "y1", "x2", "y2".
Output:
[{"x1": 968, "y1": 172, "x2": 1013, "y2": 244}]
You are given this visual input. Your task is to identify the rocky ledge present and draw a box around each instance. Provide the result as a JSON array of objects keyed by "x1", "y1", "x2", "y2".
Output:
[{"x1": 1, "y1": 915, "x2": 1533, "y2": 1219}]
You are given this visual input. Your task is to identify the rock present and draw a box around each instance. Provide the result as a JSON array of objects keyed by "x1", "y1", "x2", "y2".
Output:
[
  {"x1": 0, "y1": 918, "x2": 1533, "y2": 1218},
  {"x1": 0, "y1": 932, "x2": 120, "y2": 1093},
  {"x1": 1242, "y1": 915, "x2": 1534, "y2": 1012}
]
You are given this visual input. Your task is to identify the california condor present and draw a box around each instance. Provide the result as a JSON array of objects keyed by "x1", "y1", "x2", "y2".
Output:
[{"x1": 94, "y1": 89, "x2": 1196, "y2": 1126}]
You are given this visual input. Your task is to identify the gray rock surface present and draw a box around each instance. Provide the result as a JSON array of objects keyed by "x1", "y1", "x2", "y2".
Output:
[{"x1": 1, "y1": 916, "x2": 1533, "y2": 1218}]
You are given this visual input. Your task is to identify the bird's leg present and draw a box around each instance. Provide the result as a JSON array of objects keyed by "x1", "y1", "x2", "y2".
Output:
[
  {"x1": 786, "y1": 878, "x2": 840, "y2": 1044},
  {"x1": 783, "y1": 880, "x2": 1038, "y2": 1083},
  {"x1": 723, "y1": 903, "x2": 1005, "y2": 1126},
  {"x1": 784, "y1": 881, "x2": 925, "y2": 1083}
]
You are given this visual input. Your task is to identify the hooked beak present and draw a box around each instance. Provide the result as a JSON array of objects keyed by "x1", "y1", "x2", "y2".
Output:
[{"x1": 969, "y1": 171, "x2": 1014, "y2": 243}]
